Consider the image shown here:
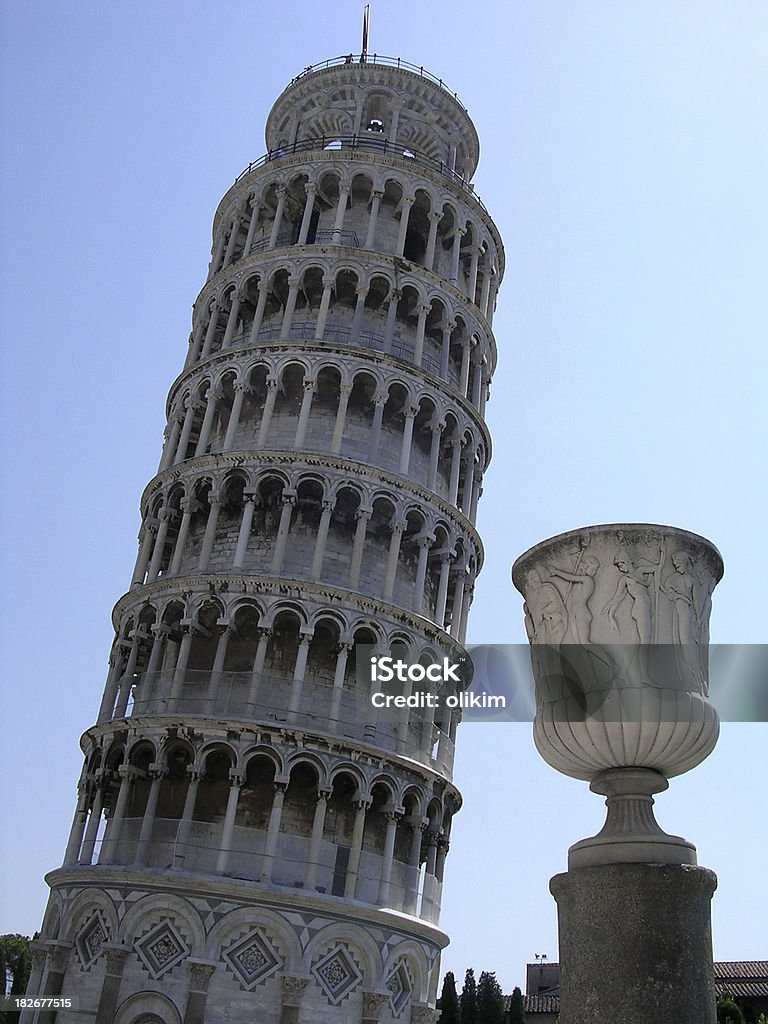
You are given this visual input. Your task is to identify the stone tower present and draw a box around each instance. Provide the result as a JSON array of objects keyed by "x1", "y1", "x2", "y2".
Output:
[{"x1": 28, "y1": 54, "x2": 503, "y2": 1024}]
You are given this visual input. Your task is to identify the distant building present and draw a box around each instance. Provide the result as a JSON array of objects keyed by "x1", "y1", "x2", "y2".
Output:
[{"x1": 507, "y1": 961, "x2": 768, "y2": 1022}]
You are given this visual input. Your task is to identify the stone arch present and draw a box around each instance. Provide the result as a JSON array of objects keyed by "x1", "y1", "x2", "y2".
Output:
[
  {"x1": 303, "y1": 922, "x2": 383, "y2": 982},
  {"x1": 119, "y1": 892, "x2": 206, "y2": 952},
  {"x1": 206, "y1": 905, "x2": 302, "y2": 970},
  {"x1": 114, "y1": 992, "x2": 182, "y2": 1024}
]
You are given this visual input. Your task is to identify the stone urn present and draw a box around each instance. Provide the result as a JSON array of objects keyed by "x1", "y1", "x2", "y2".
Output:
[{"x1": 511, "y1": 524, "x2": 723, "y2": 867}]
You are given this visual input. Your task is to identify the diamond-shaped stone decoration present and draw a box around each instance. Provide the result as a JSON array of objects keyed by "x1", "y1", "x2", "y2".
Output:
[
  {"x1": 223, "y1": 928, "x2": 281, "y2": 990},
  {"x1": 75, "y1": 912, "x2": 110, "y2": 969},
  {"x1": 135, "y1": 920, "x2": 189, "y2": 979},
  {"x1": 386, "y1": 959, "x2": 412, "y2": 1016},
  {"x1": 312, "y1": 945, "x2": 363, "y2": 1006}
]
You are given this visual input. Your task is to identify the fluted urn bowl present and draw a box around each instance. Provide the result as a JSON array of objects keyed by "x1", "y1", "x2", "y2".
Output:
[{"x1": 512, "y1": 524, "x2": 723, "y2": 866}]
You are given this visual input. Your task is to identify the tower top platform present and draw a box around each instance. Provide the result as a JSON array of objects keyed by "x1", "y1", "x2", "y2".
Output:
[{"x1": 266, "y1": 54, "x2": 481, "y2": 180}]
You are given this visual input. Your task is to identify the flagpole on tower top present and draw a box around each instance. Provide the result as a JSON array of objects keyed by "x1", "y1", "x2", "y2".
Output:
[{"x1": 361, "y1": 4, "x2": 370, "y2": 61}]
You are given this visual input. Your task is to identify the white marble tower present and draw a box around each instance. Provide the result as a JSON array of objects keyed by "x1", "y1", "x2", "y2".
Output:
[{"x1": 27, "y1": 54, "x2": 503, "y2": 1024}]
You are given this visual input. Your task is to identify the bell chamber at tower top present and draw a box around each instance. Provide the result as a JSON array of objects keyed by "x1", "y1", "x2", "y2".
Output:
[{"x1": 265, "y1": 55, "x2": 481, "y2": 181}]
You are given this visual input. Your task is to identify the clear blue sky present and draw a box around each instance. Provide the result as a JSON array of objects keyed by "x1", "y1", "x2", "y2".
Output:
[{"x1": 1, "y1": 0, "x2": 765, "y2": 994}]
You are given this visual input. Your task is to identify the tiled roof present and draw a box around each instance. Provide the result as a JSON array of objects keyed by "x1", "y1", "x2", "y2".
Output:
[
  {"x1": 505, "y1": 961, "x2": 768, "y2": 1015},
  {"x1": 715, "y1": 962, "x2": 768, "y2": 980},
  {"x1": 524, "y1": 994, "x2": 560, "y2": 1013}
]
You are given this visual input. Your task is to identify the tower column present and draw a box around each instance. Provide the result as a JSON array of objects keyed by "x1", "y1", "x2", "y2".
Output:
[
  {"x1": 405, "y1": 820, "x2": 424, "y2": 914},
  {"x1": 247, "y1": 627, "x2": 271, "y2": 707},
  {"x1": 195, "y1": 387, "x2": 222, "y2": 456},
  {"x1": 395, "y1": 195, "x2": 415, "y2": 257},
  {"x1": 271, "y1": 491, "x2": 296, "y2": 573},
  {"x1": 304, "y1": 790, "x2": 331, "y2": 890},
  {"x1": 364, "y1": 189, "x2": 383, "y2": 249},
  {"x1": 257, "y1": 377, "x2": 279, "y2": 447},
  {"x1": 288, "y1": 630, "x2": 314, "y2": 720},
  {"x1": 427, "y1": 420, "x2": 444, "y2": 491},
  {"x1": 377, "y1": 811, "x2": 401, "y2": 906},
  {"x1": 233, "y1": 496, "x2": 256, "y2": 569},
  {"x1": 248, "y1": 282, "x2": 270, "y2": 342},
  {"x1": 293, "y1": 378, "x2": 316, "y2": 448},
  {"x1": 222, "y1": 213, "x2": 241, "y2": 266},
  {"x1": 383, "y1": 518, "x2": 406, "y2": 603},
  {"x1": 440, "y1": 319, "x2": 455, "y2": 379},
  {"x1": 79, "y1": 784, "x2": 105, "y2": 864},
  {"x1": 243, "y1": 196, "x2": 261, "y2": 253},
  {"x1": 331, "y1": 383, "x2": 353, "y2": 454},
  {"x1": 197, "y1": 494, "x2": 221, "y2": 572},
  {"x1": 344, "y1": 799, "x2": 370, "y2": 898},
  {"x1": 311, "y1": 499, "x2": 335, "y2": 579},
  {"x1": 221, "y1": 293, "x2": 242, "y2": 349},
  {"x1": 169, "y1": 499, "x2": 195, "y2": 575},
  {"x1": 223, "y1": 381, "x2": 249, "y2": 450},
  {"x1": 399, "y1": 405, "x2": 418, "y2": 475},
  {"x1": 348, "y1": 507, "x2": 372, "y2": 589},
  {"x1": 315, "y1": 276, "x2": 335, "y2": 339},
  {"x1": 260, "y1": 783, "x2": 287, "y2": 881},
  {"x1": 63, "y1": 782, "x2": 89, "y2": 866},
  {"x1": 450, "y1": 226, "x2": 466, "y2": 283},
  {"x1": 413, "y1": 304, "x2": 429, "y2": 366},
  {"x1": 146, "y1": 510, "x2": 172, "y2": 582},
  {"x1": 134, "y1": 765, "x2": 167, "y2": 865},
  {"x1": 280, "y1": 274, "x2": 301, "y2": 336},
  {"x1": 131, "y1": 520, "x2": 156, "y2": 586},
  {"x1": 413, "y1": 535, "x2": 433, "y2": 615},
  {"x1": 350, "y1": 285, "x2": 367, "y2": 344},
  {"x1": 329, "y1": 641, "x2": 352, "y2": 725},
  {"x1": 158, "y1": 414, "x2": 183, "y2": 471},
  {"x1": 296, "y1": 183, "x2": 317, "y2": 245},
  {"x1": 435, "y1": 552, "x2": 452, "y2": 626},
  {"x1": 99, "y1": 766, "x2": 136, "y2": 863},
  {"x1": 383, "y1": 290, "x2": 400, "y2": 353},
  {"x1": 367, "y1": 392, "x2": 387, "y2": 461},
  {"x1": 200, "y1": 302, "x2": 221, "y2": 359},
  {"x1": 173, "y1": 768, "x2": 202, "y2": 867},
  {"x1": 425, "y1": 209, "x2": 441, "y2": 271},
  {"x1": 216, "y1": 772, "x2": 243, "y2": 874},
  {"x1": 268, "y1": 187, "x2": 287, "y2": 248},
  {"x1": 331, "y1": 186, "x2": 350, "y2": 244}
]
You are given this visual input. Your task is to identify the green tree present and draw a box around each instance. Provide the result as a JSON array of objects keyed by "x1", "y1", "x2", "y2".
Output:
[
  {"x1": 460, "y1": 968, "x2": 478, "y2": 1024},
  {"x1": 509, "y1": 985, "x2": 526, "y2": 1024},
  {"x1": 477, "y1": 971, "x2": 505, "y2": 1024},
  {"x1": 0, "y1": 934, "x2": 31, "y2": 1024},
  {"x1": 716, "y1": 992, "x2": 745, "y2": 1024},
  {"x1": 438, "y1": 971, "x2": 461, "y2": 1024}
]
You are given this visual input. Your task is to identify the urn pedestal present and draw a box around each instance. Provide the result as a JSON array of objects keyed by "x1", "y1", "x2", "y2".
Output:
[{"x1": 513, "y1": 524, "x2": 723, "y2": 1024}]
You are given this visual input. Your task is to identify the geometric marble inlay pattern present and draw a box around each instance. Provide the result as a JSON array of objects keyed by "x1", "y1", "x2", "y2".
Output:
[
  {"x1": 135, "y1": 920, "x2": 189, "y2": 979},
  {"x1": 312, "y1": 944, "x2": 363, "y2": 1006},
  {"x1": 223, "y1": 928, "x2": 282, "y2": 990},
  {"x1": 386, "y1": 959, "x2": 413, "y2": 1016},
  {"x1": 75, "y1": 912, "x2": 109, "y2": 969}
]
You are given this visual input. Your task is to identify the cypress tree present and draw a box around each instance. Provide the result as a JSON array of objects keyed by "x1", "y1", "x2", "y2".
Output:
[
  {"x1": 509, "y1": 985, "x2": 526, "y2": 1024},
  {"x1": 460, "y1": 968, "x2": 478, "y2": 1024},
  {"x1": 477, "y1": 971, "x2": 505, "y2": 1024},
  {"x1": 438, "y1": 971, "x2": 461, "y2": 1024}
]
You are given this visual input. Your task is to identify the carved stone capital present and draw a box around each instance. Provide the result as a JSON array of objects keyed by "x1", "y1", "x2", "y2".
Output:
[
  {"x1": 281, "y1": 973, "x2": 309, "y2": 1006},
  {"x1": 411, "y1": 1005, "x2": 441, "y2": 1024},
  {"x1": 103, "y1": 944, "x2": 129, "y2": 975},
  {"x1": 362, "y1": 990, "x2": 389, "y2": 1020},
  {"x1": 188, "y1": 959, "x2": 217, "y2": 992}
]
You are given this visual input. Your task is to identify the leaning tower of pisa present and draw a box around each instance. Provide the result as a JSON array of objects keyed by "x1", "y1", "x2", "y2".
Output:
[{"x1": 28, "y1": 54, "x2": 503, "y2": 1024}]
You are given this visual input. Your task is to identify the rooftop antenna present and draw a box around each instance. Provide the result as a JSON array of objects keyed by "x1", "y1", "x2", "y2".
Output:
[{"x1": 361, "y1": 4, "x2": 370, "y2": 62}]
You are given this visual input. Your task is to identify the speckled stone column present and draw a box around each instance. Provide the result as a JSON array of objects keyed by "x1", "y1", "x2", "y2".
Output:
[{"x1": 551, "y1": 863, "x2": 717, "y2": 1024}]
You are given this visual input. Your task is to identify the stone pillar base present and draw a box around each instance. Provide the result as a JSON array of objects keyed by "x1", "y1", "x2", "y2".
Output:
[{"x1": 550, "y1": 863, "x2": 717, "y2": 1024}]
